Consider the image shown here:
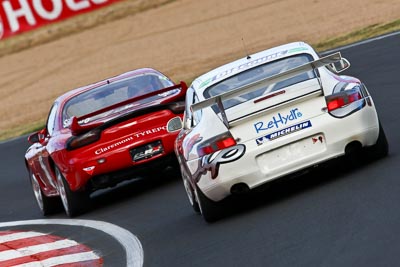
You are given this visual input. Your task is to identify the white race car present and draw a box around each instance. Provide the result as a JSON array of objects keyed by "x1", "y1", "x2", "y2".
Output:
[{"x1": 174, "y1": 42, "x2": 388, "y2": 222}]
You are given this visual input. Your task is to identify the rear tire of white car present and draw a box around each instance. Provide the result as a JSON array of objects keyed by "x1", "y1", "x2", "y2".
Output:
[
  {"x1": 195, "y1": 185, "x2": 222, "y2": 223},
  {"x1": 29, "y1": 170, "x2": 61, "y2": 215},
  {"x1": 55, "y1": 167, "x2": 90, "y2": 217},
  {"x1": 368, "y1": 122, "x2": 389, "y2": 159},
  {"x1": 183, "y1": 177, "x2": 200, "y2": 213}
]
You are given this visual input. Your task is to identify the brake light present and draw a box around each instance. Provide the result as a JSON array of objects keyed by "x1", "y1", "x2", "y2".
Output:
[
  {"x1": 197, "y1": 133, "x2": 236, "y2": 157},
  {"x1": 66, "y1": 129, "x2": 101, "y2": 150},
  {"x1": 326, "y1": 89, "x2": 362, "y2": 112}
]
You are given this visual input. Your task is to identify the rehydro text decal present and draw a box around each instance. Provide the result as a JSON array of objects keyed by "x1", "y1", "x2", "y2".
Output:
[
  {"x1": 256, "y1": 120, "x2": 312, "y2": 145},
  {"x1": 254, "y1": 108, "x2": 303, "y2": 134}
]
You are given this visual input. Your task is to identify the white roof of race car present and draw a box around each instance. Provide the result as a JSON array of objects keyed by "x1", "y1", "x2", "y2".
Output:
[{"x1": 191, "y1": 42, "x2": 320, "y2": 97}]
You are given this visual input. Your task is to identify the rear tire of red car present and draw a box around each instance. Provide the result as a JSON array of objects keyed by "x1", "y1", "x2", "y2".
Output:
[
  {"x1": 55, "y1": 167, "x2": 90, "y2": 217},
  {"x1": 29, "y1": 170, "x2": 61, "y2": 215},
  {"x1": 195, "y1": 185, "x2": 222, "y2": 223}
]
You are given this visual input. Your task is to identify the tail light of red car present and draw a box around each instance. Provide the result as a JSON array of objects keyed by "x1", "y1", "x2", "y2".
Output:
[
  {"x1": 66, "y1": 128, "x2": 101, "y2": 150},
  {"x1": 197, "y1": 132, "x2": 236, "y2": 157}
]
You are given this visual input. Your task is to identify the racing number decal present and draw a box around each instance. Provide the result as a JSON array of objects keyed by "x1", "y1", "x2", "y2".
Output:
[{"x1": 194, "y1": 144, "x2": 246, "y2": 181}]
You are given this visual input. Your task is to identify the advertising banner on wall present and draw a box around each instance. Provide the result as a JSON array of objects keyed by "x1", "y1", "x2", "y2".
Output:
[{"x1": 0, "y1": 0, "x2": 121, "y2": 40}]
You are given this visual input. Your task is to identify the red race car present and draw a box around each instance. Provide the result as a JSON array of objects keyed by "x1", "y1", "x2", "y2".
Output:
[{"x1": 25, "y1": 68, "x2": 187, "y2": 217}]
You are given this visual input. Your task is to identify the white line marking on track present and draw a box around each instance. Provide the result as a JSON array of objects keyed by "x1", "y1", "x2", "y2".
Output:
[{"x1": 0, "y1": 219, "x2": 143, "y2": 267}]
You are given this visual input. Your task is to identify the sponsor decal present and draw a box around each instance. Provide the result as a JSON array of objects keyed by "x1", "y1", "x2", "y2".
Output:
[
  {"x1": 133, "y1": 126, "x2": 166, "y2": 138},
  {"x1": 199, "y1": 46, "x2": 310, "y2": 89},
  {"x1": 200, "y1": 50, "x2": 289, "y2": 88},
  {"x1": 0, "y1": 0, "x2": 119, "y2": 40},
  {"x1": 288, "y1": 47, "x2": 309, "y2": 53},
  {"x1": 194, "y1": 144, "x2": 246, "y2": 180},
  {"x1": 182, "y1": 133, "x2": 201, "y2": 158},
  {"x1": 312, "y1": 135, "x2": 324, "y2": 144},
  {"x1": 256, "y1": 120, "x2": 312, "y2": 145},
  {"x1": 254, "y1": 108, "x2": 303, "y2": 134},
  {"x1": 95, "y1": 136, "x2": 134, "y2": 155},
  {"x1": 94, "y1": 126, "x2": 167, "y2": 155}
]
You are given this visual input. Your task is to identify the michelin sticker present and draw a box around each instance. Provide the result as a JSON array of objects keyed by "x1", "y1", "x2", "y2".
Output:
[{"x1": 256, "y1": 120, "x2": 312, "y2": 145}]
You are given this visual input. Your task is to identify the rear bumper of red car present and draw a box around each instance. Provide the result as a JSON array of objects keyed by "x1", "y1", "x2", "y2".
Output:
[
  {"x1": 63, "y1": 130, "x2": 180, "y2": 191},
  {"x1": 89, "y1": 153, "x2": 178, "y2": 190}
]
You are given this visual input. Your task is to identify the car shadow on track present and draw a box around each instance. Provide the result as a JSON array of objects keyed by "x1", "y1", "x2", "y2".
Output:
[
  {"x1": 88, "y1": 168, "x2": 181, "y2": 213},
  {"x1": 209, "y1": 154, "x2": 389, "y2": 223}
]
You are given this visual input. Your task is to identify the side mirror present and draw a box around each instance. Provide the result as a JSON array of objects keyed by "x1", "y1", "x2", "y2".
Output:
[
  {"x1": 327, "y1": 58, "x2": 350, "y2": 73},
  {"x1": 28, "y1": 129, "x2": 47, "y2": 144},
  {"x1": 28, "y1": 132, "x2": 40, "y2": 144},
  {"x1": 167, "y1": 117, "x2": 183, "y2": 132}
]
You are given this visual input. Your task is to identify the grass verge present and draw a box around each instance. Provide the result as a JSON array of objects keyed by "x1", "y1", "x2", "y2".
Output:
[
  {"x1": 315, "y1": 19, "x2": 400, "y2": 51},
  {"x1": 0, "y1": 120, "x2": 45, "y2": 142}
]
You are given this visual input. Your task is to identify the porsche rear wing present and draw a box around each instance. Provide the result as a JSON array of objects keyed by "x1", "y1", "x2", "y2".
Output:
[{"x1": 191, "y1": 52, "x2": 342, "y2": 127}]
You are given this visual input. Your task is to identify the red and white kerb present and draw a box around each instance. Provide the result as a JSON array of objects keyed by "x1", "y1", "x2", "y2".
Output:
[{"x1": 0, "y1": 230, "x2": 103, "y2": 267}]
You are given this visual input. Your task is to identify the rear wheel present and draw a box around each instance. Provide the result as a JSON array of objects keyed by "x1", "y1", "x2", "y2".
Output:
[
  {"x1": 183, "y1": 177, "x2": 200, "y2": 213},
  {"x1": 367, "y1": 122, "x2": 389, "y2": 159},
  {"x1": 29, "y1": 170, "x2": 61, "y2": 215},
  {"x1": 195, "y1": 185, "x2": 223, "y2": 223},
  {"x1": 55, "y1": 167, "x2": 90, "y2": 217}
]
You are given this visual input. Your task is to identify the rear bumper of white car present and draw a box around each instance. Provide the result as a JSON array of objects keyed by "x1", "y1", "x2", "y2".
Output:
[{"x1": 198, "y1": 105, "x2": 380, "y2": 202}]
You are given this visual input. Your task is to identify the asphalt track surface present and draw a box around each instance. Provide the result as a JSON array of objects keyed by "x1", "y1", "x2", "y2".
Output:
[{"x1": 1, "y1": 34, "x2": 400, "y2": 266}]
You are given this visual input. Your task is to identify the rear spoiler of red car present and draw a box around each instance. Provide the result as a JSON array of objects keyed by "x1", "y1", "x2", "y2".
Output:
[{"x1": 70, "y1": 81, "x2": 187, "y2": 135}]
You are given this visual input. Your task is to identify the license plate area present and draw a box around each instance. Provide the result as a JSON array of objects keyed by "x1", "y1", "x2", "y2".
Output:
[
  {"x1": 130, "y1": 140, "x2": 164, "y2": 162},
  {"x1": 256, "y1": 134, "x2": 326, "y2": 172}
]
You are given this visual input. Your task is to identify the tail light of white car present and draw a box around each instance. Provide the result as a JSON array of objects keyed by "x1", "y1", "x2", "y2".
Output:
[
  {"x1": 325, "y1": 86, "x2": 365, "y2": 117},
  {"x1": 197, "y1": 132, "x2": 237, "y2": 157}
]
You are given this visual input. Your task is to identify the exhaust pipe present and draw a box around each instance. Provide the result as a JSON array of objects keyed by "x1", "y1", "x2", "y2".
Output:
[
  {"x1": 231, "y1": 183, "x2": 250, "y2": 195},
  {"x1": 345, "y1": 141, "x2": 362, "y2": 156}
]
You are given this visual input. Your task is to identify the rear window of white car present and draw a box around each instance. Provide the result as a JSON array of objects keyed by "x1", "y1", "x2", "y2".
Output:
[{"x1": 204, "y1": 54, "x2": 316, "y2": 109}]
